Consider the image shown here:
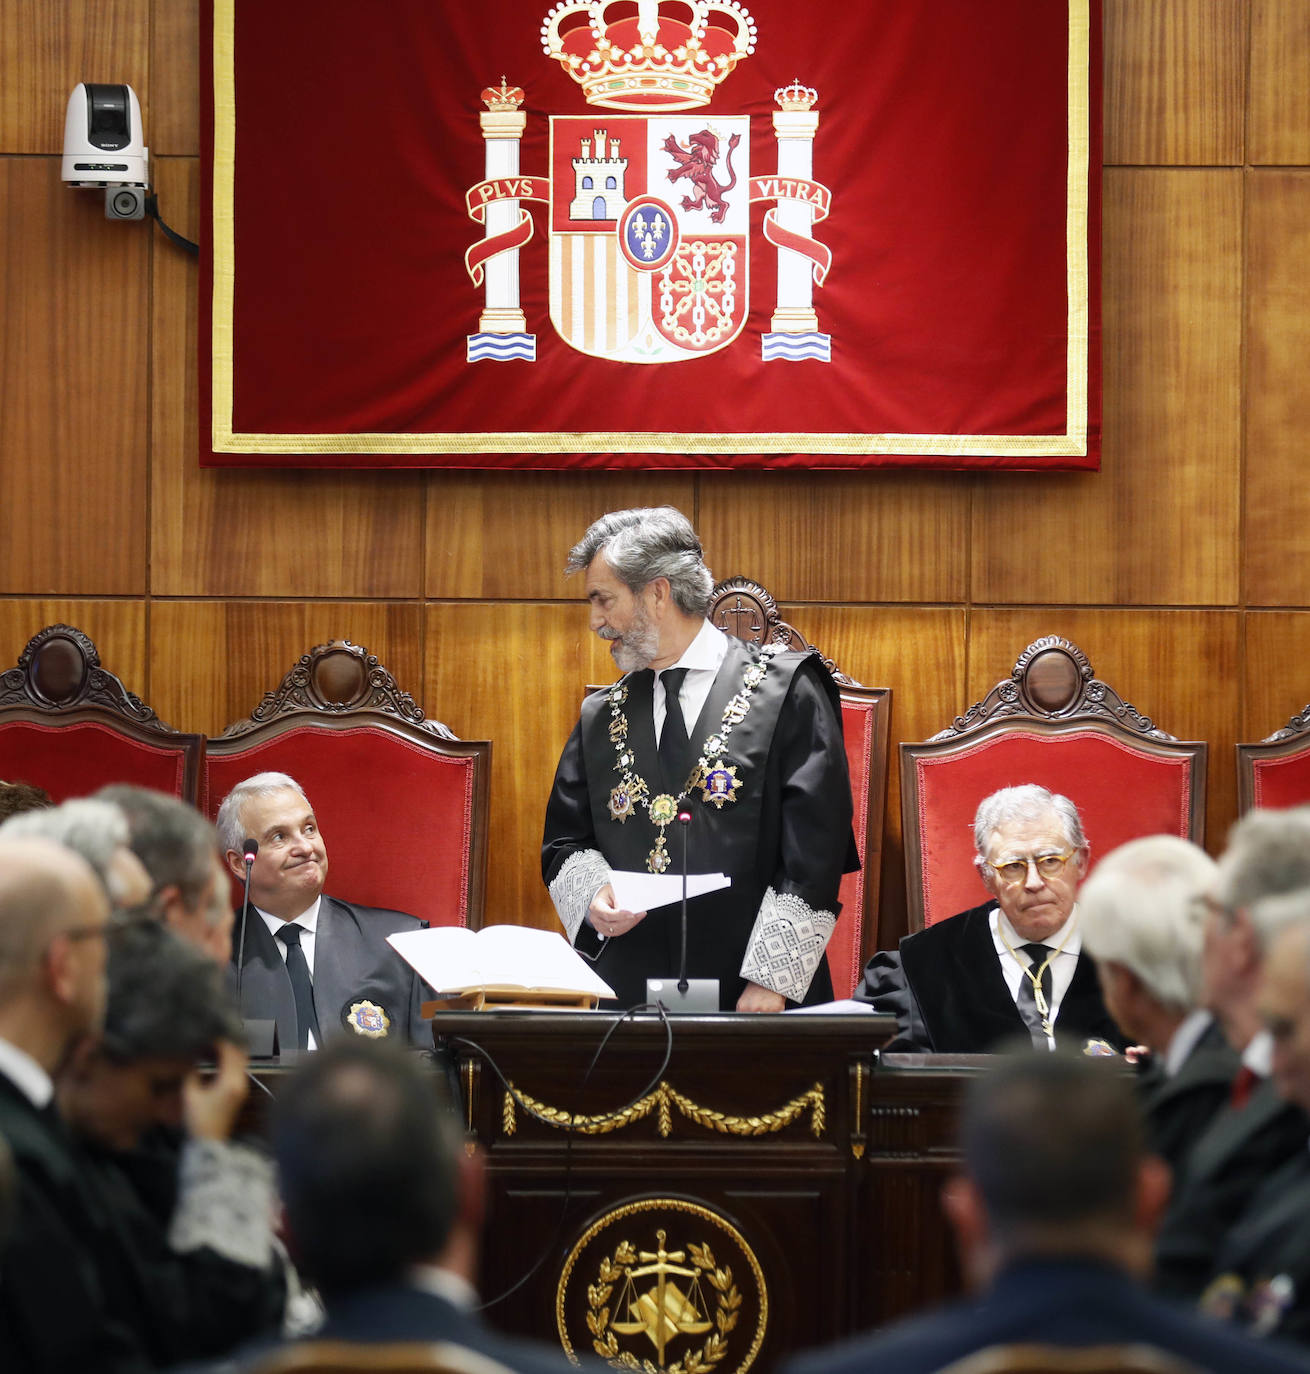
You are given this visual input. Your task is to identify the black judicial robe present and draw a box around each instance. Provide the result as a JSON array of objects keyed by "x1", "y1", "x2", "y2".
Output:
[
  {"x1": 232, "y1": 895, "x2": 430, "y2": 1049},
  {"x1": 858, "y1": 901, "x2": 1125, "y2": 1054},
  {"x1": 542, "y1": 640, "x2": 858, "y2": 1010}
]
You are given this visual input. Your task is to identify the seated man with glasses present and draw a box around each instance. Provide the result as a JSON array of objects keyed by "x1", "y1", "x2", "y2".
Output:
[{"x1": 858, "y1": 784, "x2": 1125, "y2": 1054}]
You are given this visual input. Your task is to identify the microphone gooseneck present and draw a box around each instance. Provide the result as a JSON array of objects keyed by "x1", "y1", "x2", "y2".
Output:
[
  {"x1": 677, "y1": 810, "x2": 692, "y2": 995},
  {"x1": 235, "y1": 838, "x2": 259, "y2": 1008}
]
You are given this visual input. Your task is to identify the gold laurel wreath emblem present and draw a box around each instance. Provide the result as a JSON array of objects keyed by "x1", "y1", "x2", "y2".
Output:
[{"x1": 588, "y1": 1238, "x2": 742, "y2": 1374}]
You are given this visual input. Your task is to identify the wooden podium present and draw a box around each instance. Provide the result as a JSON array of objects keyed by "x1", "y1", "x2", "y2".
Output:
[{"x1": 432, "y1": 1012, "x2": 981, "y2": 1374}]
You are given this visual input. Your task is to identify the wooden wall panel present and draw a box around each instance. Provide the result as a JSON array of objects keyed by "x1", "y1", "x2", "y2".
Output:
[
  {"x1": 1245, "y1": 172, "x2": 1310, "y2": 607},
  {"x1": 150, "y1": 0, "x2": 199, "y2": 156},
  {"x1": 1249, "y1": 0, "x2": 1310, "y2": 166},
  {"x1": 781, "y1": 606, "x2": 967, "y2": 946},
  {"x1": 424, "y1": 474, "x2": 695, "y2": 600},
  {"x1": 972, "y1": 169, "x2": 1242, "y2": 607},
  {"x1": 1103, "y1": 0, "x2": 1246, "y2": 166},
  {"x1": 1243, "y1": 613, "x2": 1310, "y2": 743},
  {"x1": 969, "y1": 610, "x2": 1241, "y2": 853},
  {"x1": 148, "y1": 158, "x2": 426, "y2": 599},
  {"x1": 0, "y1": 601, "x2": 147, "y2": 700},
  {"x1": 148, "y1": 600, "x2": 424, "y2": 737},
  {"x1": 699, "y1": 474, "x2": 969, "y2": 604},
  {"x1": 423, "y1": 602, "x2": 620, "y2": 931},
  {"x1": 0, "y1": 158, "x2": 148, "y2": 595},
  {"x1": 0, "y1": 0, "x2": 148, "y2": 153}
]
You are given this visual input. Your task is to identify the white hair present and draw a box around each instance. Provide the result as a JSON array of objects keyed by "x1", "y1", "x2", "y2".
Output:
[
  {"x1": 1078, "y1": 834, "x2": 1218, "y2": 1011},
  {"x1": 215, "y1": 772, "x2": 306, "y2": 856},
  {"x1": 1248, "y1": 887, "x2": 1310, "y2": 957},
  {"x1": 1212, "y1": 806, "x2": 1310, "y2": 920},
  {"x1": 0, "y1": 798, "x2": 129, "y2": 893},
  {"x1": 972, "y1": 784, "x2": 1087, "y2": 863}
]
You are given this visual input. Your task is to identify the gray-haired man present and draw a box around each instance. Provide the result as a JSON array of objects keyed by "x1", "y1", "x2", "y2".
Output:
[
  {"x1": 543, "y1": 506, "x2": 858, "y2": 1012},
  {"x1": 859, "y1": 784, "x2": 1123, "y2": 1053},
  {"x1": 217, "y1": 773, "x2": 429, "y2": 1051}
]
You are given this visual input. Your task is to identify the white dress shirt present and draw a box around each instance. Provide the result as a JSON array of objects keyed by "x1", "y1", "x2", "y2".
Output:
[
  {"x1": 259, "y1": 896, "x2": 323, "y2": 1049},
  {"x1": 1163, "y1": 1008, "x2": 1215, "y2": 1079},
  {"x1": 0, "y1": 1034, "x2": 53, "y2": 1109},
  {"x1": 652, "y1": 620, "x2": 730, "y2": 748},
  {"x1": 989, "y1": 904, "x2": 1083, "y2": 1049}
]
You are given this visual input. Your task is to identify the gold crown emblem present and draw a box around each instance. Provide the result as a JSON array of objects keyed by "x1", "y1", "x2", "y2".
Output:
[
  {"x1": 541, "y1": 0, "x2": 756, "y2": 113},
  {"x1": 774, "y1": 78, "x2": 817, "y2": 112},
  {"x1": 481, "y1": 77, "x2": 526, "y2": 111}
]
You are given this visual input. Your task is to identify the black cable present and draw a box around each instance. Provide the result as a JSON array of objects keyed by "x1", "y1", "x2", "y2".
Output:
[
  {"x1": 449, "y1": 1003, "x2": 674, "y2": 1312},
  {"x1": 144, "y1": 191, "x2": 199, "y2": 256}
]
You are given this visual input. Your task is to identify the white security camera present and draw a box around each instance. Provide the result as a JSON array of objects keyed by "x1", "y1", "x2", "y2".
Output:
[{"x1": 62, "y1": 83, "x2": 149, "y2": 220}]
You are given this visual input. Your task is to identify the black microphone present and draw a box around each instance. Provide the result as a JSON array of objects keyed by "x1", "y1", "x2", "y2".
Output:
[
  {"x1": 677, "y1": 810, "x2": 692, "y2": 995},
  {"x1": 234, "y1": 838, "x2": 258, "y2": 1008}
]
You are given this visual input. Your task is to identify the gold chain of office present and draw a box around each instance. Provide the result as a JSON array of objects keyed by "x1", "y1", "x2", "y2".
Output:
[{"x1": 501, "y1": 1078, "x2": 825, "y2": 1138}]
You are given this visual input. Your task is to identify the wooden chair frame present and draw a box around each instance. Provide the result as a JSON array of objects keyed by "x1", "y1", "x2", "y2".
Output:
[
  {"x1": 0, "y1": 623, "x2": 204, "y2": 802},
  {"x1": 1237, "y1": 701, "x2": 1310, "y2": 814},
  {"x1": 901, "y1": 636, "x2": 1206, "y2": 931},
  {"x1": 204, "y1": 640, "x2": 491, "y2": 930}
]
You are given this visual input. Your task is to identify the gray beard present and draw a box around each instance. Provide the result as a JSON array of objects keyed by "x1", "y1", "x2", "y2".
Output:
[{"x1": 603, "y1": 614, "x2": 660, "y2": 673}]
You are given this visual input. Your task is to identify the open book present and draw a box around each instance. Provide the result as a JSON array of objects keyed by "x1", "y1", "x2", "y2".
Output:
[{"x1": 388, "y1": 924, "x2": 616, "y2": 1008}]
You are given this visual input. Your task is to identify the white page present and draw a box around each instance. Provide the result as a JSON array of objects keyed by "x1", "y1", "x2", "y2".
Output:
[
  {"x1": 609, "y1": 870, "x2": 731, "y2": 913},
  {"x1": 387, "y1": 924, "x2": 615, "y2": 999}
]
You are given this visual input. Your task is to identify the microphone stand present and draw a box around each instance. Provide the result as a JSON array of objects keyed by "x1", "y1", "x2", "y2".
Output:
[
  {"x1": 234, "y1": 839, "x2": 276, "y2": 1056},
  {"x1": 677, "y1": 810, "x2": 691, "y2": 995}
]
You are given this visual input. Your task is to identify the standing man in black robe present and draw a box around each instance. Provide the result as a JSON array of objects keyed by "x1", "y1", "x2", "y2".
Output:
[{"x1": 542, "y1": 506, "x2": 857, "y2": 1011}]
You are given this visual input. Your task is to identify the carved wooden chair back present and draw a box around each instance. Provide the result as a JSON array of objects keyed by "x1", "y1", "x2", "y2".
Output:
[
  {"x1": 202, "y1": 640, "x2": 490, "y2": 929},
  {"x1": 0, "y1": 624, "x2": 203, "y2": 803},
  {"x1": 247, "y1": 1341, "x2": 521, "y2": 1374},
  {"x1": 707, "y1": 577, "x2": 891, "y2": 994},
  {"x1": 901, "y1": 637, "x2": 1206, "y2": 931},
  {"x1": 1237, "y1": 702, "x2": 1310, "y2": 813},
  {"x1": 934, "y1": 1343, "x2": 1199, "y2": 1374}
]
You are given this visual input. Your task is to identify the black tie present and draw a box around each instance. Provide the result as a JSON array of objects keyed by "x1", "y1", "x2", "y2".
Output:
[
  {"x1": 276, "y1": 923, "x2": 320, "y2": 1050},
  {"x1": 1016, "y1": 942, "x2": 1054, "y2": 1047},
  {"x1": 658, "y1": 667, "x2": 691, "y2": 790}
]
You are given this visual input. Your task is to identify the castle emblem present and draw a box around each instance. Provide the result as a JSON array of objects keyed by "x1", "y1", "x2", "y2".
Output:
[{"x1": 464, "y1": 1, "x2": 833, "y2": 364}]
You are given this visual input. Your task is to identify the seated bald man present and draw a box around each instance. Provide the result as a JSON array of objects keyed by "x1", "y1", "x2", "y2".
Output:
[
  {"x1": 217, "y1": 772, "x2": 430, "y2": 1052},
  {"x1": 859, "y1": 784, "x2": 1124, "y2": 1054}
]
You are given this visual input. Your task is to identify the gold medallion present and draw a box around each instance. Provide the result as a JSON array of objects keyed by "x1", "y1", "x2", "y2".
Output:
[
  {"x1": 648, "y1": 836, "x2": 672, "y2": 874},
  {"x1": 700, "y1": 764, "x2": 741, "y2": 809},
  {"x1": 649, "y1": 793, "x2": 678, "y2": 826},
  {"x1": 344, "y1": 999, "x2": 391, "y2": 1038},
  {"x1": 609, "y1": 784, "x2": 637, "y2": 822}
]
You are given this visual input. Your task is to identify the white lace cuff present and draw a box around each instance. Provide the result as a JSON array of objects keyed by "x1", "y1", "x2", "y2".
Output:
[
  {"x1": 169, "y1": 1138, "x2": 274, "y2": 1270},
  {"x1": 548, "y1": 848, "x2": 613, "y2": 941},
  {"x1": 740, "y1": 886, "x2": 837, "y2": 1001}
]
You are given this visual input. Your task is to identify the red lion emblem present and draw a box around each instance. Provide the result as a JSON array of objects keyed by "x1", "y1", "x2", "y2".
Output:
[{"x1": 662, "y1": 128, "x2": 741, "y2": 225}]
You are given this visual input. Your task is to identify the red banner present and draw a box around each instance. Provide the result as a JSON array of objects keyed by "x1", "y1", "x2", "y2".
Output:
[{"x1": 202, "y1": 0, "x2": 1100, "y2": 470}]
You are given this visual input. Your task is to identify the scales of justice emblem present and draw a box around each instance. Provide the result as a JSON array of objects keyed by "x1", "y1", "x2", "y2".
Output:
[{"x1": 464, "y1": 0, "x2": 834, "y2": 365}]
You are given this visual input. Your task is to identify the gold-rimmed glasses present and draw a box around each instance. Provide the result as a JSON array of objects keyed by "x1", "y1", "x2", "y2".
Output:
[{"x1": 987, "y1": 851, "x2": 1076, "y2": 886}]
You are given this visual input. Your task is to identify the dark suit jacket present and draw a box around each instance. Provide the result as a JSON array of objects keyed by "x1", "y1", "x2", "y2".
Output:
[
  {"x1": 1155, "y1": 1076, "x2": 1310, "y2": 1299},
  {"x1": 1137, "y1": 1016, "x2": 1240, "y2": 1172},
  {"x1": 218, "y1": 1284, "x2": 590, "y2": 1374},
  {"x1": 858, "y1": 901, "x2": 1124, "y2": 1054},
  {"x1": 782, "y1": 1258, "x2": 1310, "y2": 1374},
  {"x1": 0, "y1": 1070, "x2": 149, "y2": 1372},
  {"x1": 233, "y1": 895, "x2": 429, "y2": 1050}
]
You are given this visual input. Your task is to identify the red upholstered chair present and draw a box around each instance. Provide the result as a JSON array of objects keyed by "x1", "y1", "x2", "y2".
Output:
[
  {"x1": 202, "y1": 641, "x2": 490, "y2": 930},
  {"x1": 1237, "y1": 704, "x2": 1310, "y2": 814},
  {"x1": 708, "y1": 577, "x2": 891, "y2": 996},
  {"x1": 0, "y1": 624, "x2": 203, "y2": 803},
  {"x1": 901, "y1": 636, "x2": 1206, "y2": 930}
]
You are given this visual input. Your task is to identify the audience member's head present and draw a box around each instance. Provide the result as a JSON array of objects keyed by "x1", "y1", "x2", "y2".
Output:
[
  {"x1": 0, "y1": 780, "x2": 52, "y2": 823},
  {"x1": 0, "y1": 798, "x2": 151, "y2": 912},
  {"x1": 217, "y1": 772, "x2": 327, "y2": 922},
  {"x1": 0, "y1": 836, "x2": 111, "y2": 1070},
  {"x1": 273, "y1": 1039, "x2": 470, "y2": 1301},
  {"x1": 58, "y1": 921, "x2": 241, "y2": 1151},
  {"x1": 1079, "y1": 835, "x2": 1218, "y2": 1047},
  {"x1": 943, "y1": 1049, "x2": 1168, "y2": 1288},
  {"x1": 96, "y1": 785, "x2": 233, "y2": 963},
  {"x1": 1258, "y1": 894, "x2": 1310, "y2": 1114},
  {"x1": 1202, "y1": 807, "x2": 1310, "y2": 1051},
  {"x1": 971, "y1": 785, "x2": 1089, "y2": 943}
]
